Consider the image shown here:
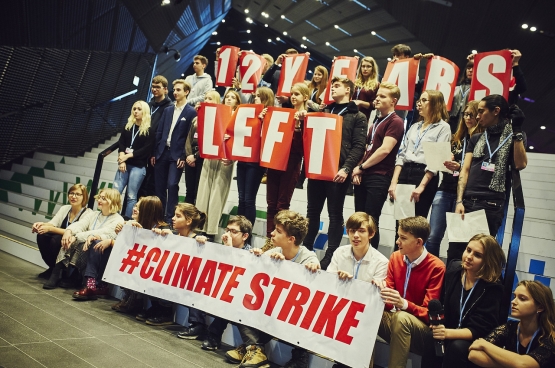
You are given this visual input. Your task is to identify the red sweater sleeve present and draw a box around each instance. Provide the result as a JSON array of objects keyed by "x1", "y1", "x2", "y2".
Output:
[{"x1": 405, "y1": 258, "x2": 445, "y2": 323}]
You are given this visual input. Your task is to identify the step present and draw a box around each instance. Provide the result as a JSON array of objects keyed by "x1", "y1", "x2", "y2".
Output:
[
  {"x1": 0, "y1": 189, "x2": 63, "y2": 218},
  {"x1": 34, "y1": 152, "x2": 115, "y2": 170},
  {"x1": 0, "y1": 201, "x2": 54, "y2": 225},
  {"x1": 0, "y1": 213, "x2": 37, "y2": 244},
  {"x1": 21, "y1": 157, "x2": 117, "y2": 182},
  {"x1": 0, "y1": 178, "x2": 68, "y2": 206}
]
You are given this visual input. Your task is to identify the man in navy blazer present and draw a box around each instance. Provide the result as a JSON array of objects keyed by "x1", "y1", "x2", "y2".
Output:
[{"x1": 151, "y1": 79, "x2": 197, "y2": 221}]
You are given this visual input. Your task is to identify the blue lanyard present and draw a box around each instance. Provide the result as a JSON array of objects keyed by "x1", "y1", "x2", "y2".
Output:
[
  {"x1": 92, "y1": 213, "x2": 113, "y2": 230},
  {"x1": 413, "y1": 122, "x2": 434, "y2": 153},
  {"x1": 484, "y1": 131, "x2": 513, "y2": 162},
  {"x1": 65, "y1": 207, "x2": 85, "y2": 228},
  {"x1": 151, "y1": 106, "x2": 160, "y2": 115},
  {"x1": 516, "y1": 325, "x2": 540, "y2": 355},
  {"x1": 130, "y1": 125, "x2": 140, "y2": 148},
  {"x1": 371, "y1": 112, "x2": 394, "y2": 144},
  {"x1": 403, "y1": 256, "x2": 413, "y2": 298},
  {"x1": 356, "y1": 87, "x2": 362, "y2": 100},
  {"x1": 331, "y1": 106, "x2": 348, "y2": 116},
  {"x1": 458, "y1": 274, "x2": 479, "y2": 328},
  {"x1": 461, "y1": 86, "x2": 470, "y2": 100},
  {"x1": 290, "y1": 249, "x2": 301, "y2": 262},
  {"x1": 311, "y1": 89, "x2": 317, "y2": 101},
  {"x1": 352, "y1": 249, "x2": 364, "y2": 280},
  {"x1": 459, "y1": 137, "x2": 467, "y2": 168}
]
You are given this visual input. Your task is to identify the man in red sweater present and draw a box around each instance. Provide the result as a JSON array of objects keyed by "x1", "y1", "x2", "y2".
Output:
[{"x1": 376, "y1": 216, "x2": 445, "y2": 368}]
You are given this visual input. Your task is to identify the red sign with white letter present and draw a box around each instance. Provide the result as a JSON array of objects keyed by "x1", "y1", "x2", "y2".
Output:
[
  {"x1": 216, "y1": 46, "x2": 240, "y2": 87},
  {"x1": 276, "y1": 54, "x2": 309, "y2": 97},
  {"x1": 239, "y1": 52, "x2": 266, "y2": 94},
  {"x1": 303, "y1": 113, "x2": 343, "y2": 181},
  {"x1": 324, "y1": 56, "x2": 358, "y2": 105},
  {"x1": 469, "y1": 50, "x2": 512, "y2": 101},
  {"x1": 197, "y1": 103, "x2": 232, "y2": 159},
  {"x1": 423, "y1": 56, "x2": 460, "y2": 110},
  {"x1": 259, "y1": 107, "x2": 296, "y2": 171},
  {"x1": 103, "y1": 227, "x2": 384, "y2": 368},
  {"x1": 382, "y1": 59, "x2": 420, "y2": 110},
  {"x1": 224, "y1": 104, "x2": 264, "y2": 162}
]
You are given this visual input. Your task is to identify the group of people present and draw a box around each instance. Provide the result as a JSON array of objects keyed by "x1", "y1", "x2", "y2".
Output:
[{"x1": 28, "y1": 43, "x2": 552, "y2": 368}]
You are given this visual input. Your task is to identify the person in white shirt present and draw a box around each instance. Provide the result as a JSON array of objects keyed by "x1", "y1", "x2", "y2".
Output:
[{"x1": 185, "y1": 55, "x2": 213, "y2": 106}]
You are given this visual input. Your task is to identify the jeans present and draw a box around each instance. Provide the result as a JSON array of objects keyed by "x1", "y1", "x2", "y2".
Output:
[
  {"x1": 237, "y1": 162, "x2": 265, "y2": 227},
  {"x1": 353, "y1": 174, "x2": 391, "y2": 249},
  {"x1": 113, "y1": 165, "x2": 146, "y2": 218},
  {"x1": 83, "y1": 240, "x2": 112, "y2": 280},
  {"x1": 155, "y1": 149, "x2": 184, "y2": 222},
  {"x1": 426, "y1": 191, "x2": 457, "y2": 257},
  {"x1": 184, "y1": 157, "x2": 204, "y2": 204},
  {"x1": 304, "y1": 178, "x2": 350, "y2": 251}
]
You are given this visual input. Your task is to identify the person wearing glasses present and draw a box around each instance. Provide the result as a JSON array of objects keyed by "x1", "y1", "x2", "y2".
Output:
[
  {"x1": 426, "y1": 101, "x2": 483, "y2": 258},
  {"x1": 32, "y1": 184, "x2": 92, "y2": 280},
  {"x1": 388, "y1": 90, "x2": 451, "y2": 246}
]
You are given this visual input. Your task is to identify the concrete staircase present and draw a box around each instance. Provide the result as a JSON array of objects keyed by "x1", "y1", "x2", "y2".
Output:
[{"x1": 1, "y1": 130, "x2": 554, "y2": 368}]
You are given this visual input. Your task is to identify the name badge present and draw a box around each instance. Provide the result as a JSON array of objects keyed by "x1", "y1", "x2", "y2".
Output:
[
  {"x1": 481, "y1": 161, "x2": 495, "y2": 172},
  {"x1": 194, "y1": 132, "x2": 198, "y2": 139},
  {"x1": 125, "y1": 147, "x2": 134, "y2": 154},
  {"x1": 367, "y1": 143, "x2": 373, "y2": 152},
  {"x1": 452, "y1": 171, "x2": 460, "y2": 177}
]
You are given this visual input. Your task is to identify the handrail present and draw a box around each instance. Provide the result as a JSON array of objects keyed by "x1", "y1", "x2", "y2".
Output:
[
  {"x1": 499, "y1": 166, "x2": 525, "y2": 321},
  {"x1": 88, "y1": 142, "x2": 119, "y2": 209}
]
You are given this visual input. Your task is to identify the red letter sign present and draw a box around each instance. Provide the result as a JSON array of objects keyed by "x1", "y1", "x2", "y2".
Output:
[
  {"x1": 224, "y1": 104, "x2": 264, "y2": 162},
  {"x1": 276, "y1": 54, "x2": 309, "y2": 97},
  {"x1": 323, "y1": 56, "x2": 358, "y2": 105},
  {"x1": 382, "y1": 59, "x2": 420, "y2": 110},
  {"x1": 216, "y1": 46, "x2": 239, "y2": 87},
  {"x1": 469, "y1": 50, "x2": 512, "y2": 101},
  {"x1": 259, "y1": 107, "x2": 296, "y2": 171},
  {"x1": 239, "y1": 52, "x2": 266, "y2": 94},
  {"x1": 303, "y1": 113, "x2": 342, "y2": 181},
  {"x1": 198, "y1": 103, "x2": 232, "y2": 159},
  {"x1": 423, "y1": 56, "x2": 460, "y2": 110}
]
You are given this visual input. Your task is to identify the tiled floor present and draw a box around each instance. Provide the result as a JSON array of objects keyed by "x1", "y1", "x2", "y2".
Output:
[{"x1": 0, "y1": 251, "x2": 237, "y2": 368}]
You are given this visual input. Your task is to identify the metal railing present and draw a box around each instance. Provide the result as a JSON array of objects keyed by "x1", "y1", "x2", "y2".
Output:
[{"x1": 87, "y1": 141, "x2": 127, "y2": 211}]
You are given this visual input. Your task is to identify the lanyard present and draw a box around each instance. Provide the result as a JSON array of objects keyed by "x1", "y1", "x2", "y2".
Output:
[
  {"x1": 403, "y1": 256, "x2": 413, "y2": 298},
  {"x1": 311, "y1": 89, "x2": 317, "y2": 101},
  {"x1": 130, "y1": 125, "x2": 140, "y2": 148},
  {"x1": 484, "y1": 131, "x2": 513, "y2": 162},
  {"x1": 413, "y1": 122, "x2": 434, "y2": 153},
  {"x1": 516, "y1": 325, "x2": 540, "y2": 355},
  {"x1": 65, "y1": 207, "x2": 85, "y2": 228},
  {"x1": 92, "y1": 212, "x2": 113, "y2": 230},
  {"x1": 290, "y1": 249, "x2": 301, "y2": 263},
  {"x1": 371, "y1": 112, "x2": 394, "y2": 144},
  {"x1": 356, "y1": 87, "x2": 362, "y2": 100},
  {"x1": 151, "y1": 106, "x2": 160, "y2": 115},
  {"x1": 332, "y1": 106, "x2": 348, "y2": 116},
  {"x1": 458, "y1": 274, "x2": 479, "y2": 328},
  {"x1": 352, "y1": 249, "x2": 364, "y2": 280}
]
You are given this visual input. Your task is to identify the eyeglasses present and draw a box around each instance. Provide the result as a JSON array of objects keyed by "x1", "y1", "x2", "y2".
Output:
[
  {"x1": 68, "y1": 192, "x2": 83, "y2": 197},
  {"x1": 151, "y1": 85, "x2": 163, "y2": 90},
  {"x1": 224, "y1": 228, "x2": 242, "y2": 235},
  {"x1": 98, "y1": 196, "x2": 107, "y2": 201},
  {"x1": 463, "y1": 112, "x2": 474, "y2": 118},
  {"x1": 416, "y1": 98, "x2": 429, "y2": 105}
]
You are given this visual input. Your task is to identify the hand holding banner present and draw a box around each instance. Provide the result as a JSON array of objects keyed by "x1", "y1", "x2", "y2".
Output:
[
  {"x1": 276, "y1": 53, "x2": 309, "y2": 97},
  {"x1": 324, "y1": 57, "x2": 358, "y2": 105},
  {"x1": 239, "y1": 52, "x2": 266, "y2": 93},
  {"x1": 303, "y1": 113, "x2": 343, "y2": 181},
  {"x1": 423, "y1": 56, "x2": 460, "y2": 110},
  {"x1": 198, "y1": 103, "x2": 232, "y2": 159},
  {"x1": 382, "y1": 58, "x2": 420, "y2": 110},
  {"x1": 469, "y1": 50, "x2": 512, "y2": 101},
  {"x1": 216, "y1": 46, "x2": 240, "y2": 87},
  {"x1": 260, "y1": 107, "x2": 296, "y2": 171},
  {"x1": 224, "y1": 104, "x2": 264, "y2": 162}
]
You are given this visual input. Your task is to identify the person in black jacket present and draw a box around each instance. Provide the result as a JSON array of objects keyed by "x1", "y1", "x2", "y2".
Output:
[
  {"x1": 425, "y1": 233, "x2": 506, "y2": 368},
  {"x1": 302, "y1": 77, "x2": 367, "y2": 269}
]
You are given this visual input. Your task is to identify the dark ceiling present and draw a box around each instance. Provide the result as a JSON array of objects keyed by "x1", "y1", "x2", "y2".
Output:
[{"x1": 200, "y1": 0, "x2": 554, "y2": 154}]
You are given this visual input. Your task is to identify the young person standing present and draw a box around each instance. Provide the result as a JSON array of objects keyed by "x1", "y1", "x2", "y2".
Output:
[
  {"x1": 303, "y1": 77, "x2": 367, "y2": 269},
  {"x1": 352, "y1": 82, "x2": 405, "y2": 249},
  {"x1": 353, "y1": 56, "x2": 380, "y2": 120},
  {"x1": 185, "y1": 55, "x2": 213, "y2": 107}
]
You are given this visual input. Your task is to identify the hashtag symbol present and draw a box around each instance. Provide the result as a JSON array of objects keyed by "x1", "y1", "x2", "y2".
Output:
[{"x1": 119, "y1": 243, "x2": 147, "y2": 274}]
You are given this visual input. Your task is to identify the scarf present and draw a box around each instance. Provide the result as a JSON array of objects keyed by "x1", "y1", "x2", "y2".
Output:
[{"x1": 472, "y1": 119, "x2": 512, "y2": 192}]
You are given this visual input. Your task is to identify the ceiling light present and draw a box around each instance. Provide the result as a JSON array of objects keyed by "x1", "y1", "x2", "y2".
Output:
[
  {"x1": 302, "y1": 36, "x2": 307, "y2": 40},
  {"x1": 212, "y1": 32, "x2": 217, "y2": 35},
  {"x1": 276, "y1": 37, "x2": 281, "y2": 41},
  {"x1": 216, "y1": 41, "x2": 220, "y2": 45},
  {"x1": 161, "y1": 0, "x2": 170, "y2": 5},
  {"x1": 248, "y1": 40, "x2": 252, "y2": 44},
  {"x1": 247, "y1": 30, "x2": 251, "y2": 33},
  {"x1": 530, "y1": 26, "x2": 537, "y2": 31},
  {"x1": 471, "y1": 50, "x2": 478, "y2": 54},
  {"x1": 268, "y1": 39, "x2": 272, "y2": 42},
  {"x1": 221, "y1": 19, "x2": 225, "y2": 23},
  {"x1": 371, "y1": 31, "x2": 376, "y2": 35},
  {"x1": 281, "y1": 15, "x2": 285, "y2": 19},
  {"x1": 181, "y1": 73, "x2": 184, "y2": 77},
  {"x1": 521, "y1": 24, "x2": 528, "y2": 29},
  {"x1": 283, "y1": 31, "x2": 287, "y2": 35},
  {"x1": 264, "y1": 24, "x2": 268, "y2": 27},
  {"x1": 529, "y1": 146, "x2": 534, "y2": 150},
  {"x1": 541, "y1": 126, "x2": 546, "y2": 129},
  {"x1": 309, "y1": 70, "x2": 313, "y2": 74},
  {"x1": 325, "y1": 42, "x2": 330, "y2": 46},
  {"x1": 354, "y1": 49, "x2": 357, "y2": 52},
  {"x1": 244, "y1": 9, "x2": 249, "y2": 13},
  {"x1": 334, "y1": 25, "x2": 339, "y2": 29},
  {"x1": 387, "y1": 57, "x2": 392, "y2": 61}
]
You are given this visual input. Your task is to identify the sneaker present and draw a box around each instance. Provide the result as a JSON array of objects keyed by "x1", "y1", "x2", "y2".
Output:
[
  {"x1": 136, "y1": 306, "x2": 157, "y2": 321},
  {"x1": 282, "y1": 348, "x2": 309, "y2": 368},
  {"x1": 146, "y1": 314, "x2": 175, "y2": 326},
  {"x1": 177, "y1": 323, "x2": 205, "y2": 339},
  {"x1": 240, "y1": 345, "x2": 270, "y2": 368},
  {"x1": 225, "y1": 344, "x2": 247, "y2": 364},
  {"x1": 201, "y1": 334, "x2": 221, "y2": 350}
]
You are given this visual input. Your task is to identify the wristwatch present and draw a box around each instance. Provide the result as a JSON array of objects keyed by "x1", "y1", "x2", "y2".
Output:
[
  {"x1": 513, "y1": 133, "x2": 524, "y2": 141},
  {"x1": 342, "y1": 167, "x2": 350, "y2": 174},
  {"x1": 358, "y1": 164, "x2": 364, "y2": 171}
]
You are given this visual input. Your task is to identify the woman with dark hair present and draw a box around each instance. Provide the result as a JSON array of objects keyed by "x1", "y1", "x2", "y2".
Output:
[
  {"x1": 426, "y1": 234, "x2": 506, "y2": 368},
  {"x1": 306, "y1": 65, "x2": 328, "y2": 111},
  {"x1": 388, "y1": 90, "x2": 451, "y2": 234},
  {"x1": 427, "y1": 100, "x2": 483, "y2": 257},
  {"x1": 32, "y1": 183, "x2": 91, "y2": 279},
  {"x1": 353, "y1": 56, "x2": 380, "y2": 120},
  {"x1": 454, "y1": 95, "x2": 527, "y2": 258},
  {"x1": 469, "y1": 280, "x2": 555, "y2": 367},
  {"x1": 448, "y1": 60, "x2": 474, "y2": 132}
]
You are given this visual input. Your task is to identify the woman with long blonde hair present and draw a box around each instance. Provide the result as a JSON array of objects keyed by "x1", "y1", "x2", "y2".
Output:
[{"x1": 354, "y1": 56, "x2": 380, "y2": 120}]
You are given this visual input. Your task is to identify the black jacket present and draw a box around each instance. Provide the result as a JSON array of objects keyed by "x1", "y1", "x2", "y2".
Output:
[
  {"x1": 149, "y1": 95, "x2": 172, "y2": 134},
  {"x1": 442, "y1": 260, "x2": 504, "y2": 339},
  {"x1": 324, "y1": 101, "x2": 368, "y2": 172}
]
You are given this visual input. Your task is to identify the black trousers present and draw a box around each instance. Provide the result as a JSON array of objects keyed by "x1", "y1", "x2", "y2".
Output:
[
  {"x1": 184, "y1": 157, "x2": 204, "y2": 204},
  {"x1": 37, "y1": 233, "x2": 63, "y2": 269},
  {"x1": 353, "y1": 174, "x2": 391, "y2": 249},
  {"x1": 208, "y1": 316, "x2": 230, "y2": 339}
]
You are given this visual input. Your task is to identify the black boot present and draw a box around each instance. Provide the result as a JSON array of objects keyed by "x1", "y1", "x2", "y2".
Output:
[
  {"x1": 43, "y1": 262, "x2": 64, "y2": 289},
  {"x1": 319, "y1": 245, "x2": 338, "y2": 271},
  {"x1": 283, "y1": 348, "x2": 309, "y2": 368}
]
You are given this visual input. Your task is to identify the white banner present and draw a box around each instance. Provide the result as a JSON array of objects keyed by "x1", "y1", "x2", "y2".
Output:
[{"x1": 103, "y1": 227, "x2": 384, "y2": 368}]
